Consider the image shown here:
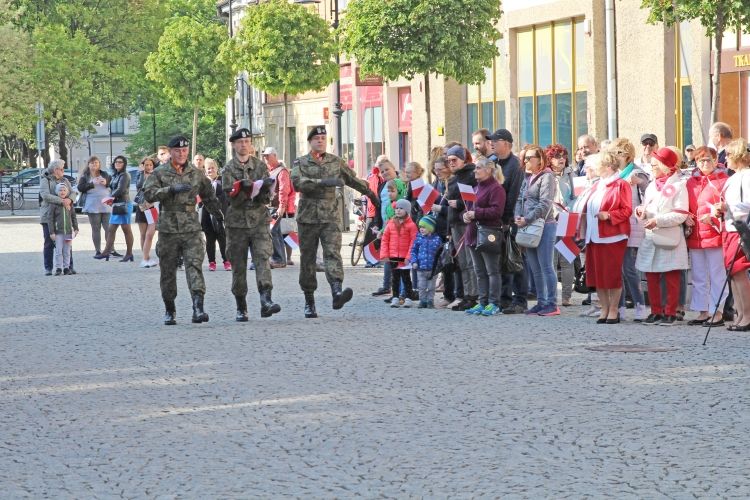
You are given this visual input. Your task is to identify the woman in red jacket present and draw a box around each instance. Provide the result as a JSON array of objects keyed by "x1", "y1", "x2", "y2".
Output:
[
  {"x1": 381, "y1": 198, "x2": 418, "y2": 307},
  {"x1": 685, "y1": 146, "x2": 728, "y2": 326},
  {"x1": 578, "y1": 151, "x2": 632, "y2": 323}
]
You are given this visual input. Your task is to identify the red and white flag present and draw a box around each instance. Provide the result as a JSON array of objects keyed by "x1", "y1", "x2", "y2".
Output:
[
  {"x1": 363, "y1": 241, "x2": 380, "y2": 265},
  {"x1": 397, "y1": 262, "x2": 411, "y2": 270},
  {"x1": 457, "y1": 183, "x2": 476, "y2": 203},
  {"x1": 284, "y1": 232, "x2": 299, "y2": 250},
  {"x1": 556, "y1": 211, "x2": 581, "y2": 237},
  {"x1": 554, "y1": 237, "x2": 581, "y2": 263},
  {"x1": 410, "y1": 178, "x2": 426, "y2": 197},
  {"x1": 144, "y1": 206, "x2": 159, "y2": 225},
  {"x1": 269, "y1": 216, "x2": 278, "y2": 230},
  {"x1": 416, "y1": 183, "x2": 439, "y2": 212},
  {"x1": 249, "y1": 180, "x2": 265, "y2": 199}
]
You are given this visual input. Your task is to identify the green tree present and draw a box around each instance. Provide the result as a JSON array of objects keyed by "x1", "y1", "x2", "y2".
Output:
[
  {"x1": 339, "y1": 0, "x2": 502, "y2": 154},
  {"x1": 221, "y1": 0, "x2": 338, "y2": 163},
  {"x1": 145, "y1": 16, "x2": 233, "y2": 159},
  {"x1": 641, "y1": 0, "x2": 750, "y2": 123}
]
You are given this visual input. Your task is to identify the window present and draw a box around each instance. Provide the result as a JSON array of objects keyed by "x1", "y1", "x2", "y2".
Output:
[
  {"x1": 341, "y1": 109, "x2": 355, "y2": 162},
  {"x1": 109, "y1": 118, "x2": 124, "y2": 135},
  {"x1": 676, "y1": 21, "x2": 694, "y2": 149},
  {"x1": 516, "y1": 19, "x2": 587, "y2": 153},
  {"x1": 363, "y1": 106, "x2": 384, "y2": 168},
  {"x1": 466, "y1": 37, "x2": 506, "y2": 145}
]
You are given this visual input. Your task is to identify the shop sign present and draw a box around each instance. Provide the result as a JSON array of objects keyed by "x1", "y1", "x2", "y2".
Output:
[
  {"x1": 355, "y1": 68, "x2": 384, "y2": 86},
  {"x1": 735, "y1": 53, "x2": 750, "y2": 69}
]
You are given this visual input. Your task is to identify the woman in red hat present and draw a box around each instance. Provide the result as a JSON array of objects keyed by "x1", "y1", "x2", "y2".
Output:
[{"x1": 635, "y1": 147, "x2": 690, "y2": 326}]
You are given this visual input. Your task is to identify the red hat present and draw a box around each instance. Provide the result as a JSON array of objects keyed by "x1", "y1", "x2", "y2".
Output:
[{"x1": 651, "y1": 147, "x2": 679, "y2": 170}]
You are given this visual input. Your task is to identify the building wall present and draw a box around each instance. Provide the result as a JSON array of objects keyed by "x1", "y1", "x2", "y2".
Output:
[{"x1": 67, "y1": 116, "x2": 138, "y2": 173}]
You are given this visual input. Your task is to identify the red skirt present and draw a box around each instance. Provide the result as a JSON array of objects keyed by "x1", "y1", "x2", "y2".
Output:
[
  {"x1": 585, "y1": 240, "x2": 627, "y2": 289},
  {"x1": 722, "y1": 232, "x2": 750, "y2": 276}
]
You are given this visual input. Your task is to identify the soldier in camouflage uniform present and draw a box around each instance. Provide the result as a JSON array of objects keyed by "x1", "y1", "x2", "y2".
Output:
[
  {"x1": 222, "y1": 128, "x2": 280, "y2": 321},
  {"x1": 291, "y1": 126, "x2": 380, "y2": 318},
  {"x1": 143, "y1": 135, "x2": 225, "y2": 325}
]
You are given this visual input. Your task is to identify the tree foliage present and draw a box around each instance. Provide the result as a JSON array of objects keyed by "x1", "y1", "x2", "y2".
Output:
[
  {"x1": 339, "y1": 0, "x2": 502, "y2": 85},
  {"x1": 221, "y1": 0, "x2": 338, "y2": 96}
]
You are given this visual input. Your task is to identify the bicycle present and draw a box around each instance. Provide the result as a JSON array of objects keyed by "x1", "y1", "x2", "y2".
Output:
[
  {"x1": 0, "y1": 185, "x2": 23, "y2": 210},
  {"x1": 350, "y1": 197, "x2": 367, "y2": 266}
]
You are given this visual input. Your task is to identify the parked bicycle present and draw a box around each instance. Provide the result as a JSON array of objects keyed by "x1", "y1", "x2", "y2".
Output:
[
  {"x1": 0, "y1": 185, "x2": 23, "y2": 210},
  {"x1": 350, "y1": 197, "x2": 368, "y2": 266}
]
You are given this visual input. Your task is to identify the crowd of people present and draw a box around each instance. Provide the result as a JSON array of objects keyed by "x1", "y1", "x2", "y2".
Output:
[
  {"x1": 36, "y1": 121, "x2": 750, "y2": 330},
  {"x1": 363, "y1": 123, "x2": 750, "y2": 330}
]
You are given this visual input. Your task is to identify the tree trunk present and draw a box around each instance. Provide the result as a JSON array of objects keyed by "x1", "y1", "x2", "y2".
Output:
[
  {"x1": 424, "y1": 72, "x2": 432, "y2": 161},
  {"x1": 711, "y1": 9, "x2": 725, "y2": 124},
  {"x1": 282, "y1": 92, "x2": 288, "y2": 163},
  {"x1": 192, "y1": 107, "x2": 199, "y2": 159},
  {"x1": 57, "y1": 121, "x2": 68, "y2": 164}
]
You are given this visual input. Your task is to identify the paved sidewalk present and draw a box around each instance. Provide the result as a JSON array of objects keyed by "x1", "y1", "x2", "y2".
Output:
[{"x1": 1, "y1": 219, "x2": 749, "y2": 497}]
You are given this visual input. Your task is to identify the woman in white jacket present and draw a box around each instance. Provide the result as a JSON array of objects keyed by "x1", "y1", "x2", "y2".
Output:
[{"x1": 635, "y1": 147, "x2": 689, "y2": 326}]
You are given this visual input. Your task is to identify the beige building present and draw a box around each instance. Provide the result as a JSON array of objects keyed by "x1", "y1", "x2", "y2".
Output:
[{"x1": 221, "y1": 0, "x2": 748, "y2": 176}]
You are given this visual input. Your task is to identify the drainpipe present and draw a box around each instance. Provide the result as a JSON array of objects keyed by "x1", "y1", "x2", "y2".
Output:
[{"x1": 605, "y1": 0, "x2": 617, "y2": 139}]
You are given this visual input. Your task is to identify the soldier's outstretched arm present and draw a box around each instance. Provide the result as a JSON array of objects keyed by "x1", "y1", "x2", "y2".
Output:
[
  {"x1": 143, "y1": 172, "x2": 172, "y2": 203},
  {"x1": 291, "y1": 159, "x2": 321, "y2": 194},
  {"x1": 339, "y1": 160, "x2": 370, "y2": 195}
]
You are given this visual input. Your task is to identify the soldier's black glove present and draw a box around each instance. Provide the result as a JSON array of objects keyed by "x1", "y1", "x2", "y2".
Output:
[
  {"x1": 240, "y1": 179, "x2": 254, "y2": 189},
  {"x1": 258, "y1": 177, "x2": 275, "y2": 195},
  {"x1": 212, "y1": 215, "x2": 225, "y2": 238},
  {"x1": 169, "y1": 183, "x2": 191, "y2": 194},
  {"x1": 366, "y1": 190, "x2": 380, "y2": 209},
  {"x1": 320, "y1": 178, "x2": 344, "y2": 188}
]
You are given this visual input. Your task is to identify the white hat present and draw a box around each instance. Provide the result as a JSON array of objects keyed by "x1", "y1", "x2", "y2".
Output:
[{"x1": 261, "y1": 146, "x2": 277, "y2": 156}]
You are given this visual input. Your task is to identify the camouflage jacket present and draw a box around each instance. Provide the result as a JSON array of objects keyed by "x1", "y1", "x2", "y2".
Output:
[
  {"x1": 221, "y1": 156, "x2": 271, "y2": 229},
  {"x1": 291, "y1": 152, "x2": 369, "y2": 224},
  {"x1": 143, "y1": 161, "x2": 222, "y2": 233}
]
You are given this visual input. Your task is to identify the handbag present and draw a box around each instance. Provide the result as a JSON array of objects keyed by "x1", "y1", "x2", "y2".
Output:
[
  {"x1": 133, "y1": 189, "x2": 145, "y2": 205},
  {"x1": 112, "y1": 202, "x2": 128, "y2": 215},
  {"x1": 648, "y1": 225, "x2": 681, "y2": 249},
  {"x1": 500, "y1": 227, "x2": 523, "y2": 274},
  {"x1": 476, "y1": 224, "x2": 503, "y2": 254},
  {"x1": 279, "y1": 216, "x2": 297, "y2": 235},
  {"x1": 515, "y1": 218, "x2": 545, "y2": 248},
  {"x1": 431, "y1": 240, "x2": 455, "y2": 278}
]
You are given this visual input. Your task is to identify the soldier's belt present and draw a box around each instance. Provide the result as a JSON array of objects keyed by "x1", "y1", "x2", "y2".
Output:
[
  {"x1": 301, "y1": 192, "x2": 336, "y2": 200},
  {"x1": 161, "y1": 204, "x2": 197, "y2": 212}
]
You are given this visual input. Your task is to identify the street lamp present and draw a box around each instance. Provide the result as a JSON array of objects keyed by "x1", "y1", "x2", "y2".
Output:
[{"x1": 218, "y1": 0, "x2": 239, "y2": 133}]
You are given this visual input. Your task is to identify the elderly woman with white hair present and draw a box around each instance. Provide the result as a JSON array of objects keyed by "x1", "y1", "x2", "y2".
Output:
[{"x1": 40, "y1": 159, "x2": 74, "y2": 276}]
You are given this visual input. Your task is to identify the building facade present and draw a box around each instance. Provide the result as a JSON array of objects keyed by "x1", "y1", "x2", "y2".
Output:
[{"x1": 67, "y1": 117, "x2": 139, "y2": 173}]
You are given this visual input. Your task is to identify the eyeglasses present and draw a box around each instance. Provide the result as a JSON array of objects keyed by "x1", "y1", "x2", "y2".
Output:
[
  {"x1": 523, "y1": 155, "x2": 540, "y2": 162},
  {"x1": 115, "y1": 160, "x2": 125, "y2": 164},
  {"x1": 697, "y1": 158, "x2": 713, "y2": 164},
  {"x1": 642, "y1": 141, "x2": 656, "y2": 147}
]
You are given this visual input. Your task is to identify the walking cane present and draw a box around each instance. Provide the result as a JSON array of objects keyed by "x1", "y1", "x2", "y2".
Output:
[{"x1": 703, "y1": 246, "x2": 738, "y2": 346}]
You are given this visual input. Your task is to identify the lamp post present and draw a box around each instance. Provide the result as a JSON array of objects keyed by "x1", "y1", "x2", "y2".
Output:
[{"x1": 228, "y1": 0, "x2": 238, "y2": 133}]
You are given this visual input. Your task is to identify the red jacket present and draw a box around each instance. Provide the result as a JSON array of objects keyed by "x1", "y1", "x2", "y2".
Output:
[
  {"x1": 381, "y1": 216, "x2": 417, "y2": 260},
  {"x1": 366, "y1": 168, "x2": 384, "y2": 219},
  {"x1": 686, "y1": 171, "x2": 727, "y2": 249},
  {"x1": 581, "y1": 178, "x2": 632, "y2": 238}
]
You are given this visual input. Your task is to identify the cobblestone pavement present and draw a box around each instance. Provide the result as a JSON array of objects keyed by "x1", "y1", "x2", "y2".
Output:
[{"x1": 1, "y1": 216, "x2": 749, "y2": 498}]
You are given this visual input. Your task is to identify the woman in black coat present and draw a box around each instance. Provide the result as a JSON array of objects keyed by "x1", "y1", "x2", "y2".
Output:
[{"x1": 201, "y1": 158, "x2": 230, "y2": 271}]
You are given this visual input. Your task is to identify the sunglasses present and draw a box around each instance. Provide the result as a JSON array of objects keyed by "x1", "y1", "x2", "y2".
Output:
[{"x1": 642, "y1": 141, "x2": 656, "y2": 147}]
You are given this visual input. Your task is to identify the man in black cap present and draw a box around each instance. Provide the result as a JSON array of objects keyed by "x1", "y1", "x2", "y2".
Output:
[
  {"x1": 222, "y1": 127, "x2": 280, "y2": 321},
  {"x1": 143, "y1": 135, "x2": 225, "y2": 325},
  {"x1": 489, "y1": 128, "x2": 528, "y2": 313},
  {"x1": 291, "y1": 126, "x2": 380, "y2": 318}
]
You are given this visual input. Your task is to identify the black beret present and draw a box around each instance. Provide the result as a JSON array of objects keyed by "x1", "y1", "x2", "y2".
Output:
[
  {"x1": 167, "y1": 135, "x2": 190, "y2": 148},
  {"x1": 229, "y1": 128, "x2": 252, "y2": 142},
  {"x1": 307, "y1": 126, "x2": 327, "y2": 141}
]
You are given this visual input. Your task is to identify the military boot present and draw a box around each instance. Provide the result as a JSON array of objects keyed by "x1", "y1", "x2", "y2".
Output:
[
  {"x1": 191, "y1": 294, "x2": 209, "y2": 323},
  {"x1": 164, "y1": 300, "x2": 176, "y2": 326},
  {"x1": 331, "y1": 281, "x2": 353, "y2": 310},
  {"x1": 235, "y1": 295, "x2": 248, "y2": 322},
  {"x1": 304, "y1": 292, "x2": 317, "y2": 318},
  {"x1": 259, "y1": 288, "x2": 281, "y2": 318}
]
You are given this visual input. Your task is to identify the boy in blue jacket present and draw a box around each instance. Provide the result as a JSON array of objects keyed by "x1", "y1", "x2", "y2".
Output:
[{"x1": 410, "y1": 214, "x2": 443, "y2": 308}]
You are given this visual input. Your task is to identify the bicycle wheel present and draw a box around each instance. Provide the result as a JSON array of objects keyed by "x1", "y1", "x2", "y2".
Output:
[
  {"x1": 350, "y1": 228, "x2": 364, "y2": 266},
  {"x1": 10, "y1": 190, "x2": 23, "y2": 209}
]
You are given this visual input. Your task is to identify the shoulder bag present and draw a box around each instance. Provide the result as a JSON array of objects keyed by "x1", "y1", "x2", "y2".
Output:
[
  {"x1": 648, "y1": 226, "x2": 681, "y2": 248},
  {"x1": 112, "y1": 202, "x2": 128, "y2": 215},
  {"x1": 279, "y1": 217, "x2": 298, "y2": 235},
  {"x1": 500, "y1": 226, "x2": 524, "y2": 274},
  {"x1": 515, "y1": 172, "x2": 552, "y2": 249},
  {"x1": 476, "y1": 225, "x2": 503, "y2": 254}
]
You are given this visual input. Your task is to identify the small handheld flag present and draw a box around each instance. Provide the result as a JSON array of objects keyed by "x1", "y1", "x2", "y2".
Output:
[
  {"x1": 363, "y1": 242, "x2": 380, "y2": 265},
  {"x1": 554, "y1": 237, "x2": 580, "y2": 263},
  {"x1": 284, "y1": 232, "x2": 299, "y2": 250},
  {"x1": 556, "y1": 211, "x2": 580, "y2": 238},
  {"x1": 457, "y1": 183, "x2": 477, "y2": 203}
]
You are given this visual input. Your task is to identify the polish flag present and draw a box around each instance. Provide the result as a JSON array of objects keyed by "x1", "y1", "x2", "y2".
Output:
[
  {"x1": 416, "y1": 183, "x2": 439, "y2": 212},
  {"x1": 363, "y1": 241, "x2": 380, "y2": 265},
  {"x1": 410, "y1": 178, "x2": 426, "y2": 197},
  {"x1": 249, "y1": 180, "x2": 265, "y2": 199},
  {"x1": 554, "y1": 237, "x2": 581, "y2": 263},
  {"x1": 144, "y1": 206, "x2": 159, "y2": 225},
  {"x1": 269, "y1": 216, "x2": 278, "y2": 230},
  {"x1": 457, "y1": 183, "x2": 477, "y2": 203},
  {"x1": 556, "y1": 211, "x2": 580, "y2": 237},
  {"x1": 398, "y1": 262, "x2": 411, "y2": 270},
  {"x1": 284, "y1": 232, "x2": 299, "y2": 250},
  {"x1": 573, "y1": 176, "x2": 588, "y2": 197}
]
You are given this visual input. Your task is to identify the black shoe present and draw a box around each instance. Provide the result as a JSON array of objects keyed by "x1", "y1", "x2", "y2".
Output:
[
  {"x1": 582, "y1": 297, "x2": 591, "y2": 306},
  {"x1": 304, "y1": 292, "x2": 317, "y2": 318},
  {"x1": 63, "y1": 268, "x2": 71, "y2": 275},
  {"x1": 111, "y1": 250, "x2": 123, "y2": 257},
  {"x1": 596, "y1": 318, "x2": 607, "y2": 324},
  {"x1": 644, "y1": 313, "x2": 663, "y2": 325},
  {"x1": 331, "y1": 281, "x2": 353, "y2": 310},
  {"x1": 164, "y1": 300, "x2": 176, "y2": 325},
  {"x1": 235, "y1": 295, "x2": 248, "y2": 322},
  {"x1": 372, "y1": 287, "x2": 391, "y2": 297},
  {"x1": 659, "y1": 315, "x2": 676, "y2": 326},
  {"x1": 409, "y1": 290, "x2": 420, "y2": 301},
  {"x1": 606, "y1": 317, "x2": 621, "y2": 324},
  {"x1": 191, "y1": 294, "x2": 209, "y2": 323},
  {"x1": 625, "y1": 299, "x2": 635, "y2": 309},
  {"x1": 44, "y1": 269, "x2": 53, "y2": 276},
  {"x1": 502, "y1": 303, "x2": 527, "y2": 315},
  {"x1": 703, "y1": 319, "x2": 725, "y2": 327},
  {"x1": 687, "y1": 318, "x2": 708, "y2": 326},
  {"x1": 68, "y1": 268, "x2": 76, "y2": 275},
  {"x1": 54, "y1": 268, "x2": 62, "y2": 276},
  {"x1": 259, "y1": 288, "x2": 281, "y2": 318},
  {"x1": 675, "y1": 310, "x2": 685, "y2": 321}
]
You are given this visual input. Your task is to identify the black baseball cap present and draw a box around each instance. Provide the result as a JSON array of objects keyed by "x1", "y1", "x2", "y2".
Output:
[{"x1": 489, "y1": 128, "x2": 513, "y2": 143}]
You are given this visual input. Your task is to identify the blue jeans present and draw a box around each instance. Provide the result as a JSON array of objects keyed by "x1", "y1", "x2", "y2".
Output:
[
  {"x1": 525, "y1": 222, "x2": 557, "y2": 307},
  {"x1": 620, "y1": 247, "x2": 644, "y2": 306}
]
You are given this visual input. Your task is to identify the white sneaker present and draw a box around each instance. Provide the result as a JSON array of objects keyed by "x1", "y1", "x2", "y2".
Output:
[
  {"x1": 634, "y1": 303, "x2": 647, "y2": 322},
  {"x1": 619, "y1": 306, "x2": 627, "y2": 319},
  {"x1": 579, "y1": 305, "x2": 599, "y2": 317},
  {"x1": 447, "y1": 298, "x2": 463, "y2": 309},
  {"x1": 402, "y1": 298, "x2": 413, "y2": 308},
  {"x1": 139, "y1": 260, "x2": 149, "y2": 268},
  {"x1": 390, "y1": 297, "x2": 401, "y2": 308}
]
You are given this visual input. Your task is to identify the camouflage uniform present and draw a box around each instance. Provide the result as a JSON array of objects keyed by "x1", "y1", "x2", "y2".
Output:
[
  {"x1": 291, "y1": 152, "x2": 371, "y2": 300},
  {"x1": 143, "y1": 161, "x2": 222, "y2": 320},
  {"x1": 222, "y1": 156, "x2": 274, "y2": 297}
]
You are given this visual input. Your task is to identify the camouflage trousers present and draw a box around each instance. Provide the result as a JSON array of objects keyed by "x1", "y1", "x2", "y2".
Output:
[
  {"x1": 298, "y1": 221, "x2": 343, "y2": 292},
  {"x1": 226, "y1": 226, "x2": 273, "y2": 297},
  {"x1": 156, "y1": 231, "x2": 206, "y2": 302}
]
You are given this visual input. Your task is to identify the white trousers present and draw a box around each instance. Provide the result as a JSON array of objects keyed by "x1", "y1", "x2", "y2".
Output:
[{"x1": 689, "y1": 248, "x2": 727, "y2": 312}]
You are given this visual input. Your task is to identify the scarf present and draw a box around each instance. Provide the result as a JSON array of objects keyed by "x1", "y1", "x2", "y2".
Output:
[
  {"x1": 619, "y1": 162, "x2": 635, "y2": 180},
  {"x1": 654, "y1": 166, "x2": 679, "y2": 191}
]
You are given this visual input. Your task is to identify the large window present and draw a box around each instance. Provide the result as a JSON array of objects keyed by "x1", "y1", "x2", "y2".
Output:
[
  {"x1": 363, "y1": 106, "x2": 384, "y2": 168},
  {"x1": 466, "y1": 38, "x2": 506, "y2": 145},
  {"x1": 675, "y1": 21, "x2": 694, "y2": 149},
  {"x1": 516, "y1": 19, "x2": 586, "y2": 153}
]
